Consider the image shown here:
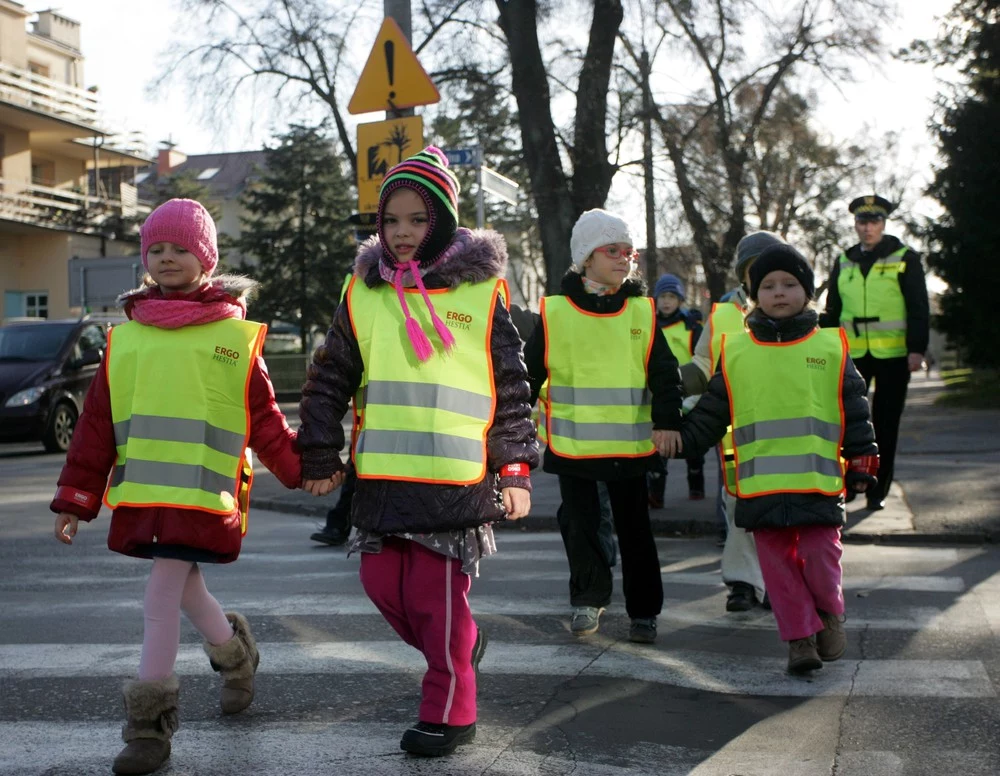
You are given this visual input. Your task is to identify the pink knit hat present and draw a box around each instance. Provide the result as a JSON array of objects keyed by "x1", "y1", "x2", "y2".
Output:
[{"x1": 140, "y1": 198, "x2": 219, "y2": 275}]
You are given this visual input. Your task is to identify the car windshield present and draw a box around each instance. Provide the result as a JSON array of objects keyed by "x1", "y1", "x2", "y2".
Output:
[{"x1": 0, "y1": 323, "x2": 76, "y2": 362}]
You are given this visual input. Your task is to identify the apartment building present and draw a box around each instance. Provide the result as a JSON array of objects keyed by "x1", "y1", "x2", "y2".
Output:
[{"x1": 0, "y1": 3, "x2": 151, "y2": 320}]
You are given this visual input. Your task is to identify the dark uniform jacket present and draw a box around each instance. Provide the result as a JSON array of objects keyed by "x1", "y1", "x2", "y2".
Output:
[
  {"x1": 819, "y1": 234, "x2": 930, "y2": 356},
  {"x1": 680, "y1": 308, "x2": 877, "y2": 530}
]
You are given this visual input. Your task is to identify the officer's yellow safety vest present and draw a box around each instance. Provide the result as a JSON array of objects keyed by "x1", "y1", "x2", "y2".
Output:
[
  {"x1": 347, "y1": 276, "x2": 507, "y2": 485},
  {"x1": 660, "y1": 320, "x2": 693, "y2": 366},
  {"x1": 104, "y1": 319, "x2": 264, "y2": 531},
  {"x1": 541, "y1": 295, "x2": 655, "y2": 459},
  {"x1": 837, "y1": 247, "x2": 908, "y2": 358},
  {"x1": 707, "y1": 300, "x2": 746, "y2": 495},
  {"x1": 721, "y1": 327, "x2": 847, "y2": 497}
]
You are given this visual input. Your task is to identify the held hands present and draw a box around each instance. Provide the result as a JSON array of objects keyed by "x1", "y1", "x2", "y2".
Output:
[
  {"x1": 502, "y1": 487, "x2": 531, "y2": 520},
  {"x1": 303, "y1": 471, "x2": 346, "y2": 497},
  {"x1": 652, "y1": 429, "x2": 682, "y2": 458},
  {"x1": 54, "y1": 512, "x2": 79, "y2": 545},
  {"x1": 907, "y1": 353, "x2": 925, "y2": 373},
  {"x1": 845, "y1": 455, "x2": 879, "y2": 494}
]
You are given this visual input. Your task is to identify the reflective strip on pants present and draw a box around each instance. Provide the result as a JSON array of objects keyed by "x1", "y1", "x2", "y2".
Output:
[
  {"x1": 113, "y1": 415, "x2": 246, "y2": 458},
  {"x1": 732, "y1": 417, "x2": 842, "y2": 446},
  {"x1": 354, "y1": 429, "x2": 483, "y2": 463}
]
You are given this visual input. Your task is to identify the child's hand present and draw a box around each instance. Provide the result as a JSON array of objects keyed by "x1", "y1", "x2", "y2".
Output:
[
  {"x1": 652, "y1": 429, "x2": 682, "y2": 458},
  {"x1": 54, "y1": 512, "x2": 78, "y2": 545},
  {"x1": 303, "y1": 472, "x2": 345, "y2": 497},
  {"x1": 502, "y1": 487, "x2": 531, "y2": 520}
]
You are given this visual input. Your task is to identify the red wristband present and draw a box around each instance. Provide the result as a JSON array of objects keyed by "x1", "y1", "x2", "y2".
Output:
[
  {"x1": 500, "y1": 463, "x2": 529, "y2": 478},
  {"x1": 847, "y1": 455, "x2": 879, "y2": 476}
]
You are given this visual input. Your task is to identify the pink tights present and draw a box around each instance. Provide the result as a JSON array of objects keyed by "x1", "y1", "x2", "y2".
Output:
[{"x1": 137, "y1": 558, "x2": 235, "y2": 680}]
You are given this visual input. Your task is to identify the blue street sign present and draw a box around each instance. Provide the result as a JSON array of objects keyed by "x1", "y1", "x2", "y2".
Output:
[{"x1": 442, "y1": 147, "x2": 478, "y2": 167}]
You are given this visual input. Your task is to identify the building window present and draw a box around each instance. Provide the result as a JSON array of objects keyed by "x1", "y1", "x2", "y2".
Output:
[
  {"x1": 25, "y1": 292, "x2": 49, "y2": 318},
  {"x1": 28, "y1": 61, "x2": 50, "y2": 79},
  {"x1": 197, "y1": 167, "x2": 220, "y2": 180}
]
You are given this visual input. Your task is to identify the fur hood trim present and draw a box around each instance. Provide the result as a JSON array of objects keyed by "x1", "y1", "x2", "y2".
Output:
[{"x1": 116, "y1": 274, "x2": 258, "y2": 307}]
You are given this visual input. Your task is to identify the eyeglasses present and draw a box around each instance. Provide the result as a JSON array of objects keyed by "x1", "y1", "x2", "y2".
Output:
[{"x1": 593, "y1": 244, "x2": 638, "y2": 261}]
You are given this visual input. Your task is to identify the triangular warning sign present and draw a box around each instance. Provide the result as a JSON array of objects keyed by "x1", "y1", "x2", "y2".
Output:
[{"x1": 348, "y1": 18, "x2": 440, "y2": 115}]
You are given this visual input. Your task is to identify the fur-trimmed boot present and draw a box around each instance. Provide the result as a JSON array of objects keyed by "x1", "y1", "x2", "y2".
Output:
[
  {"x1": 112, "y1": 675, "x2": 179, "y2": 775},
  {"x1": 203, "y1": 612, "x2": 259, "y2": 714}
]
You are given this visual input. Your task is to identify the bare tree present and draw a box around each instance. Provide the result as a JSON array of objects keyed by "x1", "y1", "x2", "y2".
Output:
[{"x1": 619, "y1": 0, "x2": 893, "y2": 301}]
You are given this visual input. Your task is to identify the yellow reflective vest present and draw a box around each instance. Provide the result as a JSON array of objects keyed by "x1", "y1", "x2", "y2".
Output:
[
  {"x1": 104, "y1": 318, "x2": 264, "y2": 529},
  {"x1": 347, "y1": 276, "x2": 508, "y2": 485},
  {"x1": 837, "y1": 247, "x2": 909, "y2": 358},
  {"x1": 721, "y1": 327, "x2": 847, "y2": 497},
  {"x1": 660, "y1": 320, "x2": 693, "y2": 367},
  {"x1": 541, "y1": 295, "x2": 655, "y2": 459},
  {"x1": 707, "y1": 300, "x2": 746, "y2": 495}
]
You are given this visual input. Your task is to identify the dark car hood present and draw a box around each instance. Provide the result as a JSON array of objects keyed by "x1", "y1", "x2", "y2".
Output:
[{"x1": 0, "y1": 360, "x2": 55, "y2": 395}]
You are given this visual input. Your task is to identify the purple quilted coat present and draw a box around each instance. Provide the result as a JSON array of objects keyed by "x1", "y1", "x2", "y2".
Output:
[{"x1": 297, "y1": 229, "x2": 539, "y2": 533}]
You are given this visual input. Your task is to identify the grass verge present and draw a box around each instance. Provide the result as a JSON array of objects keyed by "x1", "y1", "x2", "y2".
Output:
[{"x1": 936, "y1": 368, "x2": 1000, "y2": 409}]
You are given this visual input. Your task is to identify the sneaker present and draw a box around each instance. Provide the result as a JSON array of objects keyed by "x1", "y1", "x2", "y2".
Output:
[
  {"x1": 787, "y1": 635, "x2": 823, "y2": 674},
  {"x1": 570, "y1": 606, "x2": 604, "y2": 636},
  {"x1": 628, "y1": 617, "x2": 657, "y2": 644},
  {"x1": 400, "y1": 721, "x2": 476, "y2": 757},
  {"x1": 816, "y1": 610, "x2": 846, "y2": 661},
  {"x1": 471, "y1": 627, "x2": 488, "y2": 681},
  {"x1": 725, "y1": 582, "x2": 757, "y2": 612}
]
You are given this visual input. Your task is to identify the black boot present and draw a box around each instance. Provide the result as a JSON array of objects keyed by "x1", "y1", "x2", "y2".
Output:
[
  {"x1": 687, "y1": 464, "x2": 705, "y2": 500},
  {"x1": 400, "y1": 721, "x2": 477, "y2": 756},
  {"x1": 726, "y1": 582, "x2": 758, "y2": 612},
  {"x1": 647, "y1": 470, "x2": 666, "y2": 509},
  {"x1": 310, "y1": 469, "x2": 355, "y2": 546}
]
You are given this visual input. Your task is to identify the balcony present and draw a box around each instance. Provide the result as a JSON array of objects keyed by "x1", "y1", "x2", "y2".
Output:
[
  {"x1": 0, "y1": 61, "x2": 100, "y2": 130},
  {"x1": 0, "y1": 178, "x2": 151, "y2": 235}
]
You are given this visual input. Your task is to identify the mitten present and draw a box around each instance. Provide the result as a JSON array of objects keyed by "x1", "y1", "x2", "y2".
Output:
[{"x1": 845, "y1": 454, "x2": 879, "y2": 493}]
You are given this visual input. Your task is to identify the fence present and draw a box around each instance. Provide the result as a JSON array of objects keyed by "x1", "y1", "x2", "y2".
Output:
[{"x1": 263, "y1": 353, "x2": 311, "y2": 398}]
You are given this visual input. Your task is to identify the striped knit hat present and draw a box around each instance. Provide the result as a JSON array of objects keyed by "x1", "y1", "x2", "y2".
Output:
[
  {"x1": 376, "y1": 146, "x2": 462, "y2": 362},
  {"x1": 377, "y1": 146, "x2": 460, "y2": 268}
]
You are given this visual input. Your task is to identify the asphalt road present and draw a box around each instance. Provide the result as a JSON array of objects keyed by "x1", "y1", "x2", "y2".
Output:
[{"x1": 2, "y1": 450, "x2": 1000, "y2": 775}]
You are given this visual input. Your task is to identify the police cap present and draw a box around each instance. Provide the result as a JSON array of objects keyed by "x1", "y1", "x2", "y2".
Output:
[{"x1": 849, "y1": 194, "x2": 894, "y2": 221}]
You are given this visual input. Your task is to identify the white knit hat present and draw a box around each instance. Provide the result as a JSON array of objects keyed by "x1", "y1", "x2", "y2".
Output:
[{"x1": 570, "y1": 209, "x2": 633, "y2": 268}]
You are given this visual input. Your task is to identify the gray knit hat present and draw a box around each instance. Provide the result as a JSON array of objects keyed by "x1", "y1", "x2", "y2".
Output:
[{"x1": 734, "y1": 231, "x2": 785, "y2": 281}]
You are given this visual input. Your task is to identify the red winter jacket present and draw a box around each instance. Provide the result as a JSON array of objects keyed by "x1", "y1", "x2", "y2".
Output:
[{"x1": 50, "y1": 278, "x2": 301, "y2": 563}]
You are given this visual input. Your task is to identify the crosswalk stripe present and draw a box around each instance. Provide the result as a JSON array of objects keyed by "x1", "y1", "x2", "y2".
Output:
[{"x1": 1, "y1": 641, "x2": 992, "y2": 698}]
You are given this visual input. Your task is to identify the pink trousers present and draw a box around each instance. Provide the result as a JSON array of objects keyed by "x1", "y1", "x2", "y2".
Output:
[
  {"x1": 359, "y1": 538, "x2": 478, "y2": 726},
  {"x1": 753, "y1": 525, "x2": 845, "y2": 642}
]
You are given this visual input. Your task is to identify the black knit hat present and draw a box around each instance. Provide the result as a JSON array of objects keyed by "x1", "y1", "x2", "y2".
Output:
[{"x1": 748, "y1": 244, "x2": 815, "y2": 300}]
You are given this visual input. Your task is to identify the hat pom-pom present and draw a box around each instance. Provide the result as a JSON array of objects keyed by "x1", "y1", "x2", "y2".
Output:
[
  {"x1": 405, "y1": 316, "x2": 435, "y2": 362},
  {"x1": 424, "y1": 145, "x2": 449, "y2": 167}
]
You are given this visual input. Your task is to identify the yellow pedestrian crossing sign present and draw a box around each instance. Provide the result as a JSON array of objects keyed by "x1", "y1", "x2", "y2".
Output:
[
  {"x1": 348, "y1": 18, "x2": 440, "y2": 115},
  {"x1": 356, "y1": 115, "x2": 424, "y2": 213}
]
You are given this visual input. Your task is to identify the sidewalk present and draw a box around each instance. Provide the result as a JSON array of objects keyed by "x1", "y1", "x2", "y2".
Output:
[{"x1": 259, "y1": 374, "x2": 1000, "y2": 544}]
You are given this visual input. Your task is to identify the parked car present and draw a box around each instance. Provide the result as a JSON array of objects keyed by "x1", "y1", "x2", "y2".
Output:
[{"x1": 0, "y1": 315, "x2": 122, "y2": 452}]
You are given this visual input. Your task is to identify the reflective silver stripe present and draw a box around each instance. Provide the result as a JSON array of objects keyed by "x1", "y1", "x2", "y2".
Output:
[
  {"x1": 733, "y1": 417, "x2": 842, "y2": 446},
  {"x1": 548, "y1": 386, "x2": 648, "y2": 406},
  {"x1": 738, "y1": 454, "x2": 843, "y2": 480},
  {"x1": 549, "y1": 416, "x2": 652, "y2": 443},
  {"x1": 111, "y1": 459, "x2": 236, "y2": 495},
  {"x1": 355, "y1": 429, "x2": 483, "y2": 463},
  {"x1": 864, "y1": 320, "x2": 906, "y2": 331},
  {"x1": 113, "y1": 415, "x2": 246, "y2": 458},
  {"x1": 365, "y1": 380, "x2": 493, "y2": 420}
]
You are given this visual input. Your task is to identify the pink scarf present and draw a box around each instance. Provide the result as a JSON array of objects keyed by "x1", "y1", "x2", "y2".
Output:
[{"x1": 126, "y1": 282, "x2": 247, "y2": 328}]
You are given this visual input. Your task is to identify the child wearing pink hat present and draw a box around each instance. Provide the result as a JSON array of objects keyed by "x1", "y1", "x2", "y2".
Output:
[
  {"x1": 298, "y1": 147, "x2": 538, "y2": 757},
  {"x1": 50, "y1": 198, "x2": 302, "y2": 775}
]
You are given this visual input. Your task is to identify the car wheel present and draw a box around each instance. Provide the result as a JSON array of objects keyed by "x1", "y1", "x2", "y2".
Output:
[{"x1": 43, "y1": 402, "x2": 78, "y2": 453}]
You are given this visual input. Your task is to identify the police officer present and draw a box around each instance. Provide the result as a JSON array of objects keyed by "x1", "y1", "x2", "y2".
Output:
[{"x1": 820, "y1": 195, "x2": 929, "y2": 510}]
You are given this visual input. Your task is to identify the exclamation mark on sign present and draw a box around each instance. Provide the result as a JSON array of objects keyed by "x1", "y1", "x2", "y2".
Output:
[{"x1": 384, "y1": 40, "x2": 395, "y2": 101}]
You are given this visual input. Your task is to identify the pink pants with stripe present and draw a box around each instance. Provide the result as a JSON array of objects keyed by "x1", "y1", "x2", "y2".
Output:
[
  {"x1": 753, "y1": 525, "x2": 845, "y2": 642},
  {"x1": 359, "y1": 538, "x2": 478, "y2": 726}
]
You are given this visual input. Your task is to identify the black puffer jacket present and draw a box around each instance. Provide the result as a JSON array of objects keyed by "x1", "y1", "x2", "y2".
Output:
[
  {"x1": 297, "y1": 229, "x2": 539, "y2": 533},
  {"x1": 680, "y1": 308, "x2": 877, "y2": 530},
  {"x1": 522, "y1": 271, "x2": 684, "y2": 482}
]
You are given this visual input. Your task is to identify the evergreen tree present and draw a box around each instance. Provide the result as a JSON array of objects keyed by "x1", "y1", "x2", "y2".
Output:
[
  {"x1": 237, "y1": 124, "x2": 355, "y2": 353},
  {"x1": 910, "y1": 0, "x2": 1000, "y2": 367}
]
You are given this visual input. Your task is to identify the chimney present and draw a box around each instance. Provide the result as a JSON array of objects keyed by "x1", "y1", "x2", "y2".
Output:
[
  {"x1": 34, "y1": 10, "x2": 82, "y2": 52},
  {"x1": 158, "y1": 147, "x2": 187, "y2": 175}
]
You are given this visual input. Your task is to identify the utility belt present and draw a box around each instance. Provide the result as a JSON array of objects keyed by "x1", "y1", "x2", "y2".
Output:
[{"x1": 851, "y1": 316, "x2": 880, "y2": 338}]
